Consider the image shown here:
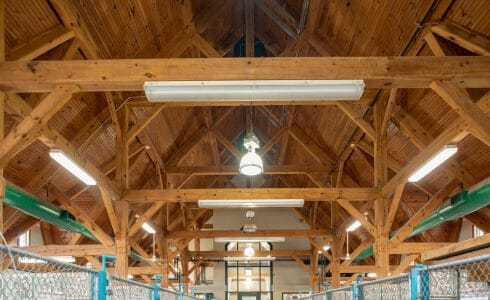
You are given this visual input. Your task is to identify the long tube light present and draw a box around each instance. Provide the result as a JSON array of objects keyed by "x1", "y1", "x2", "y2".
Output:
[
  {"x1": 49, "y1": 149, "x2": 97, "y2": 185},
  {"x1": 144, "y1": 80, "x2": 365, "y2": 102},
  {"x1": 215, "y1": 237, "x2": 286, "y2": 243},
  {"x1": 408, "y1": 145, "x2": 458, "y2": 182},
  {"x1": 198, "y1": 199, "x2": 304, "y2": 208},
  {"x1": 346, "y1": 220, "x2": 361, "y2": 232},
  {"x1": 142, "y1": 222, "x2": 156, "y2": 234}
]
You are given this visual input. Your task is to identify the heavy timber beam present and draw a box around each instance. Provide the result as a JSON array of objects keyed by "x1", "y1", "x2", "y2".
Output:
[
  {"x1": 166, "y1": 230, "x2": 332, "y2": 239},
  {"x1": 21, "y1": 245, "x2": 114, "y2": 257},
  {"x1": 187, "y1": 250, "x2": 312, "y2": 258},
  {"x1": 0, "y1": 57, "x2": 488, "y2": 92},
  {"x1": 166, "y1": 164, "x2": 330, "y2": 175},
  {"x1": 124, "y1": 188, "x2": 378, "y2": 203},
  {"x1": 422, "y1": 234, "x2": 490, "y2": 261}
]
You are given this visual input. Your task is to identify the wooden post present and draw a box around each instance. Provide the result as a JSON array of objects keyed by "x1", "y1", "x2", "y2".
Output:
[
  {"x1": 181, "y1": 246, "x2": 190, "y2": 293},
  {"x1": 158, "y1": 234, "x2": 170, "y2": 287},
  {"x1": 374, "y1": 96, "x2": 390, "y2": 278},
  {"x1": 115, "y1": 201, "x2": 129, "y2": 277},
  {"x1": 115, "y1": 104, "x2": 129, "y2": 277},
  {"x1": 331, "y1": 238, "x2": 341, "y2": 288},
  {"x1": 245, "y1": 0, "x2": 254, "y2": 57}
]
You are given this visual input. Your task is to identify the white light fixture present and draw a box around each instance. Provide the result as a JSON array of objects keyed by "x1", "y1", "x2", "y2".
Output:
[
  {"x1": 143, "y1": 80, "x2": 365, "y2": 102},
  {"x1": 142, "y1": 222, "x2": 156, "y2": 234},
  {"x1": 49, "y1": 149, "x2": 97, "y2": 185},
  {"x1": 198, "y1": 199, "x2": 304, "y2": 208},
  {"x1": 240, "y1": 133, "x2": 263, "y2": 176},
  {"x1": 367, "y1": 273, "x2": 377, "y2": 278},
  {"x1": 408, "y1": 145, "x2": 458, "y2": 182},
  {"x1": 323, "y1": 244, "x2": 330, "y2": 251},
  {"x1": 243, "y1": 210, "x2": 258, "y2": 233},
  {"x1": 244, "y1": 245, "x2": 255, "y2": 257},
  {"x1": 346, "y1": 220, "x2": 361, "y2": 232},
  {"x1": 127, "y1": 274, "x2": 134, "y2": 279},
  {"x1": 215, "y1": 237, "x2": 286, "y2": 243},
  {"x1": 51, "y1": 256, "x2": 76, "y2": 263},
  {"x1": 223, "y1": 256, "x2": 276, "y2": 261}
]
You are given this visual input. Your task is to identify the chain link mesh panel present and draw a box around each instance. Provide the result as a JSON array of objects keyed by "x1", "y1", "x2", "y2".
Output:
[
  {"x1": 359, "y1": 273, "x2": 410, "y2": 300},
  {"x1": 418, "y1": 254, "x2": 490, "y2": 299},
  {"x1": 159, "y1": 288, "x2": 179, "y2": 300},
  {"x1": 0, "y1": 245, "x2": 98, "y2": 299},
  {"x1": 311, "y1": 291, "x2": 326, "y2": 300},
  {"x1": 107, "y1": 275, "x2": 153, "y2": 299},
  {"x1": 326, "y1": 287, "x2": 352, "y2": 300}
]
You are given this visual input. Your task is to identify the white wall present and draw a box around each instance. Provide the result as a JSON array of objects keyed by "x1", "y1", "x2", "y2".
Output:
[{"x1": 194, "y1": 208, "x2": 313, "y2": 299}]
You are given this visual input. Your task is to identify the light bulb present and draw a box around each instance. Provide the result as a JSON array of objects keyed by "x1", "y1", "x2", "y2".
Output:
[
  {"x1": 244, "y1": 246, "x2": 255, "y2": 257},
  {"x1": 240, "y1": 149, "x2": 263, "y2": 176}
]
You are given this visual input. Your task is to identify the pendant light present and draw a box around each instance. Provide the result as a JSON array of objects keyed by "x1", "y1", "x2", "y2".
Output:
[
  {"x1": 240, "y1": 108, "x2": 263, "y2": 176},
  {"x1": 240, "y1": 132, "x2": 263, "y2": 176}
]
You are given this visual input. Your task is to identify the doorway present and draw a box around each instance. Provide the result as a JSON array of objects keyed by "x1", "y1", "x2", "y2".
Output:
[{"x1": 238, "y1": 292, "x2": 260, "y2": 300}]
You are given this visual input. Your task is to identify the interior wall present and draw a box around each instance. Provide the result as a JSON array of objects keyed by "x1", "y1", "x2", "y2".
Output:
[{"x1": 194, "y1": 208, "x2": 313, "y2": 299}]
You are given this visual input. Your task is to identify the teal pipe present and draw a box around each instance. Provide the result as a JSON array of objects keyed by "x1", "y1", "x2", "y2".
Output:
[
  {"x1": 3, "y1": 181, "x2": 147, "y2": 263},
  {"x1": 354, "y1": 178, "x2": 490, "y2": 262}
]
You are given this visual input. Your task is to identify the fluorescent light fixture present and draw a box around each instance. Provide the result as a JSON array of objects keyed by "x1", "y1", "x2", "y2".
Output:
[
  {"x1": 198, "y1": 199, "x2": 304, "y2": 208},
  {"x1": 144, "y1": 80, "x2": 365, "y2": 102},
  {"x1": 142, "y1": 222, "x2": 156, "y2": 234},
  {"x1": 215, "y1": 237, "x2": 286, "y2": 243},
  {"x1": 346, "y1": 220, "x2": 361, "y2": 232},
  {"x1": 19, "y1": 257, "x2": 46, "y2": 264},
  {"x1": 408, "y1": 145, "x2": 458, "y2": 182},
  {"x1": 367, "y1": 273, "x2": 377, "y2": 278},
  {"x1": 49, "y1": 149, "x2": 97, "y2": 185},
  {"x1": 223, "y1": 256, "x2": 276, "y2": 261},
  {"x1": 51, "y1": 256, "x2": 76, "y2": 263}
]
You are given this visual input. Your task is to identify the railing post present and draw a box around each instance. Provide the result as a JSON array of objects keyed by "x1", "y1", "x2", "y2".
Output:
[
  {"x1": 179, "y1": 283, "x2": 184, "y2": 300},
  {"x1": 410, "y1": 263, "x2": 428, "y2": 300},
  {"x1": 352, "y1": 274, "x2": 363, "y2": 300},
  {"x1": 154, "y1": 275, "x2": 162, "y2": 300},
  {"x1": 98, "y1": 255, "x2": 116, "y2": 300},
  {"x1": 191, "y1": 288, "x2": 196, "y2": 300}
]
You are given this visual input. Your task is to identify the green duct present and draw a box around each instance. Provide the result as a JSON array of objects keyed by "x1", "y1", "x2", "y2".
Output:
[
  {"x1": 353, "y1": 178, "x2": 490, "y2": 262},
  {"x1": 4, "y1": 182, "x2": 98, "y2": 241},
  {"x1": 2, "y1": 181, "x2": 147, "y2": 263}
]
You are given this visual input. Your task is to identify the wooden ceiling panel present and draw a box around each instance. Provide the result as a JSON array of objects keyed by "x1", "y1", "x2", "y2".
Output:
[
  {"x1": 295, "y1": 105, "x2": 360, "y2": 160},
  {"x1": 4, "y1": 0, "x2": 59, "y2": 51},
  {"x1": 71, "y1": 0, "x2": 179, "y2": 58},
  {"x1": 445, "y1": 0, "x2": 490, "y2": 34},
  {"x1": 4, "y1": 140, "x2": 51, "y2": 188},
  {"x1": 456, "y1": 135, "x2": 490, "y2": 183},
  {"x1": 318, "y1": 0, "x2": 433, "y2": 56}
]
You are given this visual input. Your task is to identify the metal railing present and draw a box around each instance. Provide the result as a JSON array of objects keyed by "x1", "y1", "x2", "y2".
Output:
[
  {"x1": 0, "y1": 245, "x2": 194, "y2": 300},
  {"x1": 302, "y1": 254, "x2": 490, "y2": 300}
]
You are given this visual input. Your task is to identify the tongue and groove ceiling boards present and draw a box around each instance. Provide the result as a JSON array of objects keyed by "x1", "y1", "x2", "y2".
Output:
[{"x1": 0, "y1": 0, "x2": 489, "y2": 287}]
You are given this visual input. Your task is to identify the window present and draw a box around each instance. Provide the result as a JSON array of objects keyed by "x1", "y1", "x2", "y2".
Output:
[
  {"x1": 17, "y1": 231, "x2": 30, "y2": 247},
  {"x1": 473, "y1": 226, "x2": 484, "y2": 238}
]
